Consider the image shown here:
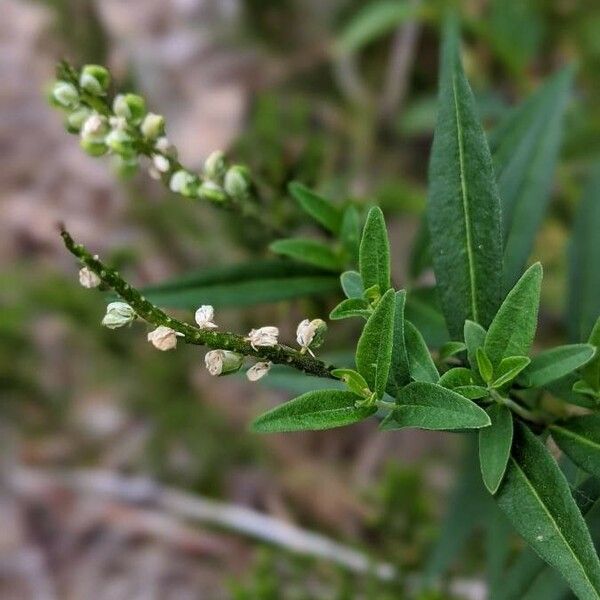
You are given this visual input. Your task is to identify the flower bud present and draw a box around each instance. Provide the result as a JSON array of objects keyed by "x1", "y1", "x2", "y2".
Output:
[
  {"x1": 113, "y1": 93, "x2": 146, "y2": 123},
  {"x1": 204, "y1": 150, "x2": 226, "y2": 183},
  {"x1": 246, "y1": 326, "x2": 279, "y2": 349},
  {"x1": 169, "y1": 170, "x2": 199, "y2": 197},
  {"x1": 205, "y1": 350, "x2": 244, "y2": 376},
  {"x1": 246, "y1": 361, "x2": 271, "y2": 382},
  {"x1": 296, "y1": 318, "x2": 327, "y2": 355},
  {"x1": 101, "y1": 302, "x2": 136, "y2": 329},
  {"x1": 224, "y1": 165, "x2": 251, "y2": 201},
  {"x1": 81, "y1": 114, "x2": 108, "y2": 141},
  {"x1": 198, "y1": 181, "x2": 227, "y2": 203},
  {"x1": 80, "y1": 138, "x2": 108, "y2": 156},
  {"x1": 113, "y1": 155, "x2": 139, "y2": 179},
  {"x1": 194, "y1": 305, "x2": 217, "y2": 330},
  {"x1": 52, "y1": 81, "x2": 79, "y2": 108},
  {"x1": 79, "y1": 64, "x2": 110, "y2": 95},
  {"x1": 66, "y1": 107, "x2": 92, "y2": 133},
  {"x1": 79, "y1": 266, "x2": 101, "y2": 288},
  {"x1": 105, "y1": 129, "x2": 135, "y2": 156},
  {"x1": 147, "y1": 326, "x2": 183, "y2": 351},
  {"x1": 152, "y1": 154, "x2": 170, "y2": 174},
  {"x1": 141, "y1": 112, "x2": 165, "y2": 140}
]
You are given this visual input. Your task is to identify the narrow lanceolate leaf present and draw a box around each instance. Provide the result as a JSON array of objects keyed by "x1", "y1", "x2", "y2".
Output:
[
  {"x1": 551, "y1": 415, "x2": 600, "y2": 479},
  {"x1": 479, "y1": 403, "x2": 513, "y2": 494},
  {"x1": 568, "y1": 167, "x2": 600, "y2": 342},
  {"x1": 489, "y1": 67, "x2": 574, "y2": 292},
  {"x1": 439, "y1": 341, "x2": 467, "y2": 362},
  {"x1": 387, "y1": 291, "x2": 411, "y2": 395},
  {"x1": 582, "y1": 318, "x2": 600, "y2": 392},
  {"x1": 288, "y1": 181, "x2": 342, "y2": 234},
  {"x1": 355, "y1": 289, "x2": 396, "y2": 398},
  {"x1": 464, "y1": 319, "x2": 487, "y2": 372},
  {"x1": 340, "y1": 205, "x2": 361, "y2": 265},
  {"x1": 405, "y1": 320, "x2": 439, "y2": 384},
  {"x1": 495, "y1": 422, "x2": 600, "y2": 600},
  {"x1": 381, "y1": 382, "x2": 491, "y2": 431},
  {"x1": 340, "y1": 270, "x2": 364, "y2": 299},
  {"x1": 251, "y1": 390, "x2": 375, "y2": 433},
  {"x1": 426, "y1": 16, "x2": 503, "y2": 337},
  {"x1": 521, "y1": 344, "x2": 595, "y2": 388},
  {"x1": 484, "y1": 263, "x2": 542, "y2": 368},
  {"x1": 492, "y1": 355, "x2": 531, "y2": 389},
  {"x1": 270, "y1": 238, "x2": 341, "y2": 272},
  {"x1": 329, "y1": 298, "x2": 371, "y2": 320},
  {"x1": 359, "y1": 207, "x2": 391, "y2": 294}
]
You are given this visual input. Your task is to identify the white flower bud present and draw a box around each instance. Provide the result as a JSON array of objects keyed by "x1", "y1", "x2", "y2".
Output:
[
  {"x1": 154, "y1": 136, "x2": 174, "y2": 155},
  {"x1": 224, "y1": 165, "x2": 251, "y2": 201},
  {"x1": 246, "y1": 326, "x2": 279, "y2": 350},
  {"x1": 147, "y1": 326, "x2": 183, "y2": 351},
  {"x1": 205, "y1": 350, "x2": 244, "y2": 376},
  {"x1": 79, "y1": 64, "x2": 110, "y2": 95},
  {"x1": 81, "y1": 114, "x2": 108, "y2": 142},
  {"x1": 66, "y1": 107, "x2": 92, "y2": 133},
  {"x1": 204, "y1": 150, "x2": 226, "y2": 182},
  {"x1": 194, "y1": 305, "x2": 217, "y2": 329},
  {"x1": 102, "y1": 302, "x2": 136, "y2": 329},
  {"x1": 198, "y1": 181, "x2": 227, "y2": 203},
  {"x1": 52, "y1": 81, "x2": 79, "y2": 108},
  {"x1": 169, "y1": 170, "x2": 198, "y2": 197},
  {"x1": 79, "y1": 266, "x2": 101, "y2": 288},
  {"x1": 141, "y1": 112, "x2": 165, "y2": 140},
  {"x1": 296, "y1": 318, "x2": 327, "y2": 355},
  {"x1": 105, "y1": 129, "x2": 134, "y2": 155},
  {"x1": 246, "y1": 361, "x2": 271, "y2": 382},
  {"x1": 152, "y1": 154, "x2": 170, "y2": 173},
  {"x1": 109, "y1": 116, "x2": 128, "y2": 130},
  {"x1": 113, "y1": 93, "x2": 146, "y2": 122}
]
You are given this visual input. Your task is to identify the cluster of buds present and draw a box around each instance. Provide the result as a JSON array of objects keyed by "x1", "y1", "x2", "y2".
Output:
[{"x1": 50, "y1": 64, "x2": 253, "y2": 206}]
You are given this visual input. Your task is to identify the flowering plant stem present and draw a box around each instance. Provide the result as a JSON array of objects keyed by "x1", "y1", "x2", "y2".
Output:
[{"x1": 60, "y1": 228, "x2": 335, "y2": 379}]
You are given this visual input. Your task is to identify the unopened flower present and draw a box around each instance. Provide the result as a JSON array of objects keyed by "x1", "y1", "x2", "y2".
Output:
[
  {"x1": 79, "y1": 266, "x2": 101, "y2": 288},
  {"x1": 224, "y1": 165, "x2": 251, "y2": 201},
  {"x1": 79, "y1": 64, "x2": 110, "y2": 95},
  {"x1": 113, "y1": 93, "x2": 146, "y2": 123},
  {"x1": 296, "y1": 318, "x2": 327, "y2": 355},
  {"x1": 102, "y1": 302, "x2": 136, "y2": 329},
  {"x1": 198, "y1": 181, "x2": 227, "y2": 203},
  {"x1": 169, "y1": 170, "x2": 198, "y2": 197},
  {"x1": 246, "y1": 326, "x2": 279, "y2": 350},
  {"x1": 205, "y1": 350, "x2": 243, "y2": 376},
  {"x1": 152, "y1": 154, "x2": 170, "y2": 173},
  {"x1": 154, "y1": 136, "x2": 174, "y2": 155},
  {"x1": 194, "y1": 305, "x2": 217, "y2": 330},
  {"x1": 147, "y1": 326, "x2": 183, "y2": 351},
  {"x1": 81, "y1": 114, "x2": 108, "y2": 141},
  {"x1": 141, "y1": 113, "x2": 165, "y2": 140},
  {"x1": 109, "y1": 116, "x2": 128, "y2": 131},
  {"x1": 66, "y1": 107, "x2": 92, "y2": 133},
  {"x1": 204, "y1": 150, "x2": 226, "y2": 182},
  {"x1": 52, "y1": 81, "x2": 79, "y2": 108},
  {"x1": 105, "y1": 129, "x2": 134, "y2": 155},
  {"x1": 246, "y1": 361, "x2": 271, "y2": 382}
]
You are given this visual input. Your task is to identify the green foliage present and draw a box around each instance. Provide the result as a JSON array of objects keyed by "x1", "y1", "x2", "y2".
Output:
[
  {"x1": 404, "y1": 320, "x2": 439, "y2": 384},
  {"x1": 359, "y1": 207, "x2": 391, "y2": 296},
  {"x1": 550, "y1": 415, "x2": 600, "y2": 479},
  {"x1": 388, "y1": 291, "x2": 411, "y2": 395},
  {"x1": 340, "y1": 270, "x2": 363, "y2": 299},
  {"x1": 479, "y1": 403, "x2": 513, "y2": 494},
  {"x1": 491, "y1": 356, "x2": 530, "y2": 389},
  {"x1": 521, "y1": 344, "x2": 596, "y2": 388},
  {"x1": 270, "y1": 238, "x2": 342, "y2": 271},
  {"x1": 289, "y1": 181, "x2": 342, "y2": 234}
]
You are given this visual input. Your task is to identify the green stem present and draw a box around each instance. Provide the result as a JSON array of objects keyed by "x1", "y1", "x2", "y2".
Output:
[
  {"x1": 490, "y1": 389, "x2": 545, "y2": 424},
  {"x1": 61, "y1": 228, "x2": 335, "y2": 379}
]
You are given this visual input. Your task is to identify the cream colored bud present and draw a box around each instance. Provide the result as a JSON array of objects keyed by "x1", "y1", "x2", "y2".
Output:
[
  {"x1": 246, "y1": 326, "x2": 279, "y2": 350},
  {"x1": 224, "y1": 165, "x2": 251, "y2": 201},
  {"x1": 147, "y1": 326, "x2": 183, "y2": 351},
  {"x1": 194, "y1": 305, "x2": 217, "y2": 329},
  {"x1": 81, "y1": 114, "x2": 108, "y2": 141},
  {"x1": 205, "y1": 350, "x2": 244, "y2": 376},
  {"x1": 169, "y1": 170, "x2": 198, "y2": 197},
  {"x1": 109, "y1": 116, "x2": 128, "y2": 130},
  {"x1": 141, "y1": 112, "x2": 165, "y2": 140},
  {"x1": 113, "y1": 93, "x2": 145, "y2": 122},
  {"x1": 105, "y1": 129, "x2": 134, "y2": 155},
  {"x1": 102, "y1": 302, "x2": 136, "y2": 329},
  {"x1": 152, "y1": 154, "x2": 170, "y2": 173},
  {"x1": 204, "y1": 150, "x2": 226, "y2": 182},
  {"x1": 246, "y1": 361, "x2": 271, "y2": 382},
  {"x1": 296, "y1": 318, "x2": 327, "y2": 355},
  {"x1": 79, "y1": 266, "x2": 101, "y2": 288},
  {"x1": 79, "y1": 64, "x2": 110, "y2": 95},
  {"x1": 52, "y1": 81, "x2": 79, "y2": 108}
]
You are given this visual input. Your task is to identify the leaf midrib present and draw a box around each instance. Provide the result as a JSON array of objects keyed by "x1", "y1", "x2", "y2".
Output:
[
  {"x1": 511, "y1": 457, "x2": 600, "y2": 598},
  {"x1": 452, "y1": 72, "x2": 478, "y2": 323}
]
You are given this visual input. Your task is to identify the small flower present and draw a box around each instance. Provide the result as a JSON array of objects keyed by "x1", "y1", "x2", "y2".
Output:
[
  {"x1": 169, "y1": 170, "x2": 198, "y2": 197},
  {"x1": 105, "y1": 129, "x2": 134, "y2": 155},
  {"x1": 205, "y1": 350, "x2": 244, "y2": 376},
  {"x1": 224, "y1": 165, "x2": 251, "y2": 201},
  {"x1": 204, "y1": 150, "x2": 226, "y2": 182},
  {"x1": 246, "y1": 326, "x2": 279, "y2": 350},
  {"x1": 154, "y1": 136, "x2": 174, "y2": 155},
  {"x1": 52, "y1": 81, "x2": 79, "y2": 108},
  {"x1": 79, "y1": 266, "x2": 101, "y2": 288},
  {"x1": 141, "y1": 113, "x2": 166, "y2": 140},
  {"x1": 102, "y1": 302, "x2": 136, "y2": 329},
  {"x1": 194, "y1": 305, "x2": 218, "y2": 330},
  {"x1": 246, "y1": 361, "x2": 271, "y2": 382},
  {"x1": 79, "y1": 64, "x2": 110, "y2": 95},
  {"x1": 296, "y1": 318, "x2": 327, "y2": 355},
  {"x1": 113, "y1": 93, "x2": 146, "y2": 123},
  {"x1": 147, "y1": 326, "x2": 183, "y2": 351},
  {"x1": 152, "y1": 154, "x2": 170, "y2": 173},
  {"x1": 81, "y1": 114, "x2": 108, "y2": 141},
  {"x1": 198, "y1": 181, "x2": 227, "y2": 203}
]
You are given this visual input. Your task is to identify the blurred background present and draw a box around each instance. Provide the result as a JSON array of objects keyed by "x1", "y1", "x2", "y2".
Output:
[{"x1": 1, "y1": 0, "x2": 599, "y2": 598}]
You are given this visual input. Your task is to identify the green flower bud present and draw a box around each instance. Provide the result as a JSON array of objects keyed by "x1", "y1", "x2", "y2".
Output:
[
  {"x1": 169, "y1": 170, "x2": 199, "y2": 198},
  {"x1": 205, "y1": 350, "x2": 244, "y2": 376},
  {"x1": 140, "y1": 113, "x2": 165, "y2": 140},
  {"x1": 105, "y1": 129, "x2": 135, "y2": 156},
  {"x1": 66, "y1": 107, "x2": 92, "y2": 133},
  {"x1": 80, "y1": 114, "x2": 109, "y2": 142},
  {"x1": 101, "y1": 302, "x2": 136, "y2": 329},
  {"x1": 80, "y1": 138, "x2": 108, "y2": 156},
  {"x1": 198, "y1": 181, "x2": 227, "y2": 203},
  {"x1": 224, "y1": 165, "x2": 251, "y2": 201},
  {"x1": 51, "y1": 81, "x2": 79, "y2": 108},
  {"x1": 79, "y1": 64, "x2": 110, "y2": 95},
  {"x1": 204, "y1": 150, "x2": 226, "y2": 183},
  {"x1": 112, "y1": 155, "x2": 139, "y2": 179},
  {"x1": 113, "y1": 93, "x2": 146, "y2": 123}
]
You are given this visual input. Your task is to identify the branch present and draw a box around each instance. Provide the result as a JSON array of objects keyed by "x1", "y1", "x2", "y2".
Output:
[{"x1": 60, "y1": 228, "x2": 335, "y2": 379}]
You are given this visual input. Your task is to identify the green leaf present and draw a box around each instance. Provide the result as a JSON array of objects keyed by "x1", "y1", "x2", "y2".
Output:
[
  {"x1": 142, "y1": 259, "x2": 339, "y2": 309},
  {"x1": 439, "y1": 367, "x2": 474, "y2": 389},
  {"x1": 335, "y1": 0, "x2": 418, "y2": 54},
  {"x1": 550, "y1": 415, "x2": 600, "y2": 479},
  {"x1": 340, "y1": 205, "x2": 361, "y2": 264},
  {"x1": 270, "y1": 238, "x2": 341, "y2": 272},
  {"x1": 581, "y1": 317, "x2": 600, "y2": 391},
  {"x1": 484, "y1": 262, "x2": 542, "y2": 368},
  {"x1": 387, "y1": 290, "x2": 411, "y2": 395},
  {"x1": 568, "y1": 167, "x2": 600, "y2": 342},
  {"x1": 404, "y1": 319, "x2": 439, "y2": 384},
  {"x1": 329, "y1": 298, "x2": 371, "y2": 320},
  {"x1": 545, "y1": 374, "x2": 599, "y2": 410},
  {"x1": 464, "y1": 319, "x2": 487, "y2": 371},
  {"x1": 359, "y1": 206, "x2": 391, "y2": 294},
  {"x1": 521, "y1": 344, "x2": 596, "y2": 388},
  {"x1": 477, "y1": 348, "x2": 494, "y2": 383},
  {"x1": 489, "y1": 67, "x2": 574, "y2": 292},
  {"x1": 355, "y1": 289, "x2": 396, "y2": 398},
  {"x1": 381, "y1": 382, "x2": 490, "y2": 431},
  {"x1": 408, "y1": 220, "x2": 432, "y2": 280},
  {"x1": 491, "y1": 355, "x2": 531, "y2": 388},
  {"x1": 331, "y1": 369, "x2": 371, "y2": 398},
  {"x1": 427, "y1": 15, "x2": 503, "y2": 338},
  {"x1": 340, "y1": 270, "x2": 364, "y2": 299},
  {"x1": 479, "y1": 403, "x2": 513, "y2": 494},
  {"x1": 495, "y1": 422, "x2": 600, "y2": 600},
  {"x1": 288, "y1": 181, "x2": 341, "y2": 234},
  {"x1": 439, "y1": 341, "x2": 467, "y2": 362},
  {"x1": 405, "y1": 287, "x2": 449, "y2": 348},
  {"x1": 251, "y1": 390, "x2": 375, "y2": 433},
  {"x1": 454, "y1": 385, "x2": 489, "y2": 400}
]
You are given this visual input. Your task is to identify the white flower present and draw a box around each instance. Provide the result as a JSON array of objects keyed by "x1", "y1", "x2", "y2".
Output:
[
  {"x1": 141, "y1": 113, "x2": 165, "y2": 140},
  {"x1": 154, "y1": 136, "x2": 172, "y2": 154},
  {"x1": 81, "y1": 114, "x2": 107, "y2": 141},
  {"x1": 152, "y1": 154, "x2": 170, "y2": 173},
  {"x1": 296, "y1": 318, "x2": 327, "y2": 356},
  {"x1": 246, "y1": 361, "x2": 271, "y2": 382},
  {"x1": 79, "y1": 266, "x2": 101, "y2": 288},
  {"x1": 205, "y1": 349, "x2": 243, "y2": 376},
  {"x1": 246, "y1": 326, "x2": 279, "y2": 350},
  {"x1": 194, "y1": 305, "x2": 217, "y2": 329},
  {"x1": 147, "y1": 326, "x2": 183, "y2": 351},
  {"x1": 102, "y1": 302, "x2": 136, "y2": 329}
]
